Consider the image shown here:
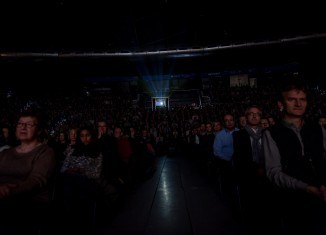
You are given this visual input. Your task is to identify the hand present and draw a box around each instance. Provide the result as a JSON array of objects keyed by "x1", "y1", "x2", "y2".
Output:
[
  {"x1": 306, "y1": 185, "x2": 325, "y2": 201},
  {"x1": 98, "y1": 132, "x2": 102, "y2": 139},
  {"x1": 0, "y1": 183, "x2": 16, "y2": 199},
  {"x1": 65, "y1": 167, "x2": 82, "y2": 174},
  {"x1": 98, "y1": 129, "x2": 105, "y2": 138}
]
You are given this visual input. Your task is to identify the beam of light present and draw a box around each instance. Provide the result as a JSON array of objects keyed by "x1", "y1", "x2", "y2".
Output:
[{"x1": 134, "y1": 57, "x2": 171, "y2": 99}]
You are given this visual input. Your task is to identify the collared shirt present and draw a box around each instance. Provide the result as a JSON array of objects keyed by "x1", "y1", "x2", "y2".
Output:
[
  {"x1": 248, "y1": 127, "x2": 263, "y2": 164},
  {"x1": 213, "y1": 128, "x2": 239, "y2": 161},
  {"x1": 282, "y1": 120, "x2": 304, "y2": 156},
  {"x1": 249, "y1": 127, "x2": 262, "y2": 146}
]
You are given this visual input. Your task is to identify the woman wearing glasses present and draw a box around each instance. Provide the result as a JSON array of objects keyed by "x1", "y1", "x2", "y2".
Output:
[{"x1": 0, "y1": 107, "x2": 56, "y2": 234}]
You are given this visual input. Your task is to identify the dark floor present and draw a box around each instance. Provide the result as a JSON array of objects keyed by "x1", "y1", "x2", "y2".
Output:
[{"x1": 95, "y1": 155, "x2": 244, "y2": 235}]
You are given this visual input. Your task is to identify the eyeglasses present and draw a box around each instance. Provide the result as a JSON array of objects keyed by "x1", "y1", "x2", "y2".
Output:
[{"x1": 16, "y1": 122, "x2": 38, "y2": 129}]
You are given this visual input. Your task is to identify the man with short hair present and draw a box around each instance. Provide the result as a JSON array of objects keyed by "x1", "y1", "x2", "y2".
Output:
[
  {"x1": 213, "y1": 114, "x2": 239, "y2": 210},
  {"x1": 233, "y1": 105, "x2": 275, "y2": 234},
  {"x1": 263, "y1": 79, "x2": 326, "y2": 234}
]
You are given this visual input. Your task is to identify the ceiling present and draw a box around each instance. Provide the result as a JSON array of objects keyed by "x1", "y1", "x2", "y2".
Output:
[
  {"x1": 0, "y1": 0, "x2": 326, "y2": 86},
  {"x1": 1, "y1": 0, "x2": 325, "y2": 52}
]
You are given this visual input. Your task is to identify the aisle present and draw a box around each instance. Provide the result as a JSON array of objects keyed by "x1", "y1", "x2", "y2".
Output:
[{"x1": 96, "y1": 155, "x2": 244, "y2": 235}]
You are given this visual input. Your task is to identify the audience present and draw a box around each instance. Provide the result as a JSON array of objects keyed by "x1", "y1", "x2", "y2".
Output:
[{"x1": 0, "y1": 77, "x2": 325, "y2": 234}]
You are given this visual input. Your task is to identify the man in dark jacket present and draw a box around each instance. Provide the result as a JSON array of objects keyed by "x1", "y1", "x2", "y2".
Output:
[
  {"x1": 263, "y1": 79, "x2": 326, "y2": 235},
  {"x1": 233, "y1": 105, "x2": 275, "y2": 234}
]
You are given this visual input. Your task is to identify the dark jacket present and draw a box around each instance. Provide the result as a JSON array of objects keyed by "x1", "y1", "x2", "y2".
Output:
[{"x1": 269, "y1": 121, "x2": 326, "y2": 187}]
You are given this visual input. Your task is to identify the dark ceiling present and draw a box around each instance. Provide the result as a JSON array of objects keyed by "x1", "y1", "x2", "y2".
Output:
[
  {"x1": 1, "y1": 0, "x2": 326, "y2": 52},
  {"x1": 0, "y1": 0, "x2": 326, "y2": 85}
]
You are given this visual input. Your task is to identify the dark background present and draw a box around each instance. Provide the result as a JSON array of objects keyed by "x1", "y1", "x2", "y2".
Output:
[{"x1": 0, "y1": 0, "x2": 326, "y2": 89}]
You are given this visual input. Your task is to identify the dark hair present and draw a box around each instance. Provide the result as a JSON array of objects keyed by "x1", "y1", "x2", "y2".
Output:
[{"x1": 78, "y1": 125, "x2": 95, "y2": 137}]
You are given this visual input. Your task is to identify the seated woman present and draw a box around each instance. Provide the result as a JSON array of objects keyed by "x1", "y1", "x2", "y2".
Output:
[
  {"x1": 60, "y1": 125, "x2": 104, "y2": 234},
  {"x1": 0, "y1": 108, "x2": 56, "y2": 234}
]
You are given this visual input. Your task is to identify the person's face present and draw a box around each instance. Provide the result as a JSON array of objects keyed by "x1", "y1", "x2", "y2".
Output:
[
  {"x1": 80, "y1": 130, "x2": 92, "y2": 145},
  {"x1": 114, "y1": 128, "x2": 122, "y2": 139},
  {"x1": 224, "y1": 115, "x2": 235, "y2": 130},
  {"x1": 246, "y1": 107, "x2": 261, "y2": 127},
  {"x1": 239, "y1": 116, "x2": 247, "y2": 127},
  {"x1": 142, "y1": 130, "x2": 148, "y2": 137},
  {"x1": 2, "y1": 128, "x2": 9, "y2": 139},
  {"x1": 260, "y1": 119, "x2": 270, "y2": 129},
  {"x1": 69, "y1": 129, "x2": 77, "y2": 142},
  {"x1": 97, "y1": 121, "x2": 108, "y2": 135},
  {"x1": 206, "y1": 124, "x2": 212, "y2": 133},
  {"x1": 267, "y1": 117, "x2": 275, "y2": 126},
  {"x1": 59, "y1": 132, "x2": 66, "y2": 142},
  {"x1": 213, "y1": 122, "x2": 222, "y2": 132},
  {"x1": 278, "y1": 89, "x2": 307, "y2": 118},
  {"x1": 16, "y1": 116, "x2": 39, "y2": 142},
  {"x1": 130, "y1": 127, "x2": 136, "y2": 136},
  {"x1": 319, "y1": 118, "x2": 326, "y2": 127},
  {"x1": 200, "y1": 124, "x2": 206, "y2": 132}
]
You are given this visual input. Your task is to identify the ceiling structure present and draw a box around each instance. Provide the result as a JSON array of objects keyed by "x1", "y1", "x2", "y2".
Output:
[
  {"x1": 1, "y1": 1, "x2": 325, "y2": 52},
  {"x1": 0, "y1": 0, "x2": 326, "y2": 86}
]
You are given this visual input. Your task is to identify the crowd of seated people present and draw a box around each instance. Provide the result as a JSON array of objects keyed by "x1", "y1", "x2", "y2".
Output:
[
  {"x1": 0, "y1": 82, "x2": 325, "y2": 234},
  {"x1": 52, "y1": 123, "x2": 157, "y2": 234}
]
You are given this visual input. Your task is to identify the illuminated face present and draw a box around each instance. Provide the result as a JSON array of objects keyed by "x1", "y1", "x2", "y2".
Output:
[
  {"x1": 69, "y1": 128, "x2": 78, "y2": 142},
  {"x1": 16, "y1": 116, "x2": 39, "y2": 142},
  {"x1": 278, "y1": 89, "x2": 307, "y2": 118},
  {"x1": 246, "y1": 107, "x2": 261, "y2": 127},
  {"x1": 97, "y1": 121, "x2": 108, "y2": 135},
  {"x1": 260, "y1": 118, "x2": 270, "y2": 129},
  {"x1": 224, "y1": 114, "x2": 235, "y2": 131},
  {"x1": 239, "y1": 116, "x2": 247, "y2": 127},
  {"x1": 80, "y1": 129, "x2": 92, "y2": 145},
  {"x1": 213, "y1": 121, "x2": 222, "y2": 132}
]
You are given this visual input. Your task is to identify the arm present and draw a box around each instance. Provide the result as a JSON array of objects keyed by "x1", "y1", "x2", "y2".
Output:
[
  {"x1": 60, "y1": 154, "x2": 83, "y2": 174},
  {"x1": 213, "y1": 132, "x2": 223, "y2": 157},
  {"x1": 0, "y1": 183, "x2": 16, "y2": 199}
]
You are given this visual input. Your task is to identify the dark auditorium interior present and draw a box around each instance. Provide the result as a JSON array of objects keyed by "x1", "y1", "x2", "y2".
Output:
[{"x1": 0, "y1": 1, "x2": 326, "y2": 235}]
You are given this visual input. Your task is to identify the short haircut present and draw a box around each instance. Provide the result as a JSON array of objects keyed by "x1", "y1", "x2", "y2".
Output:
[
  {"x1": 244, "y1": 105, "x2": 262, "y2": 116},
  {"x1": 17, "y1": 107, "x2": 48, "y2": 142},
  {"x1": 277, "y1": 78, "x2": 308, "y2": 102}
]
